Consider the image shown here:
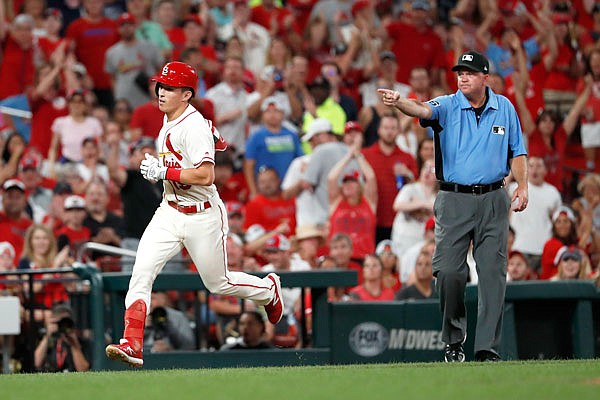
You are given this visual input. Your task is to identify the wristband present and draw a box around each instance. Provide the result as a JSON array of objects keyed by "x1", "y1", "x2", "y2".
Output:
[{"x1": 165, "y1": 168, "x2": 182, "y2": 182}]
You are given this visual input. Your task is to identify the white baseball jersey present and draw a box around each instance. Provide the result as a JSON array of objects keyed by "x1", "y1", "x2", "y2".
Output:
[
  {"x1": 157, "y1": 104, "x2": 217, "y2": 203},
  {"x1": 125, "y1": 103, "x2": 276, "y2": 314}
]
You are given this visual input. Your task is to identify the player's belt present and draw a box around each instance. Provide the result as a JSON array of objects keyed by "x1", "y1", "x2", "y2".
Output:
[
  {"x1": 439, "y1": 179, "x2": 504, "y2": 195},
  {"x1": 168, "y1": 200, "x2": 211, "y2": 214}
]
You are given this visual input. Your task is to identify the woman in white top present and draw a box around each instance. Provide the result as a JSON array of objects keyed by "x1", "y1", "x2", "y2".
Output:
[
  {"x1": 391, "y1": 158, "x2": 438, "y2": 256},
  {"x1": 48, "y1": 90, "x2": 103, "y2": 168}
]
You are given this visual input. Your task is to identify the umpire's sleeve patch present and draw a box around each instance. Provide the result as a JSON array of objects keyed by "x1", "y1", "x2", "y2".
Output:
[{"x1": 427, "y1": 100, "x2": 440, "y2": 107}]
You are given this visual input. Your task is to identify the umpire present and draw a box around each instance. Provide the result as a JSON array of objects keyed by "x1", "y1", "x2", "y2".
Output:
[{"x1": 378, "y1": 51, "x2": 528, "y2": 362}]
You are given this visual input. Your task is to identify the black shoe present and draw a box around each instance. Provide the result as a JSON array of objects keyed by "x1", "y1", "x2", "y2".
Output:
[
  {"x1": 444, "y1": 343, "x2": 465, "y2": 362},
  {"x1": 474, "y1": 350, "x2": 501, "y2": 362}
]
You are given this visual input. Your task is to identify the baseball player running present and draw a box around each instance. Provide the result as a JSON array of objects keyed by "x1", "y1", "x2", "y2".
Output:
[{"x1": 105, "y1": 62, "x2": 283, "y2": 367}]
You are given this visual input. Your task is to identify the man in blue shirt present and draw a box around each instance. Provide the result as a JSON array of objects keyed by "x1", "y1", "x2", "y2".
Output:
[
  {"x1": 378, "y1": 51, "x2": 528, "y2": 363},
  {"x1": 244, "y1": 96, "x2": 304, "y2": 198}
]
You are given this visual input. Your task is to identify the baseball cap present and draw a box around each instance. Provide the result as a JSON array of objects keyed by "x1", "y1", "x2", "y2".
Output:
[
  {"x1": 0, "y1": 241, "x2": 16, "y2": 259},
  {"x1": 117, "y1": 12, "x2": 136, "y2": 26},
  {"x1": 508, "y1": 250, "x2": 528, "y2": 263},
  {"x1": 67, "y1": 89, "x2": 87, "y2": 101},
  {"x1": 351, "y1": 0, "x2": 370, "y2": 17},
  {"x1": 552, "y1": 206, "x2": 576, "y2": 223},
  {"x1": 380, "y1": 51, "x2": 397, "y2": 62},
  {"x1": 412, "y1": 0, "x2": 431, "y2": 11},
  {"x1": 226, "y1": 201, "x2": 245, "y2": 217},
  {"x1": 261, "y1": 96, "x2": 284, "y2": 112},
  {"x1": 344, "y1": 121, "x2": 363, "y2": 134},
  {"x1": 375, "y1": 239, "x2": 396, "y2": 256},
  {"x1": 228, "y1": 232, "x2": 244, "y2": 247},
  {"x1": 13, "y1": 14, "x2": 34, "y2": 27},
  {"x1": 130, "y1": 137, "x2": 156, "y2": 154},
  {"x1": 308, "y1": 75, "x2": 331, "y2": 90},
  {"x1": 553, "y1": 246, "x2": 583, "y2": 266},
  {"x1": 19, "y1": 152, "x2": 41, "y2": 171},
  {"x1": 245, "y1": 224, "x2": 266, "y2": 242},
  {"x1": 264, "y1": 234, "x2": 291, "y2": 252},
  {"x1": 2, "y1": 179, "x2": 25, "y2": 192},
  {"x1": 452, "y1": 51, "x2": 489, "y2": 74},
  {"x1": 233, "y1": 0, "x2": 248, "y2": 7},
  {"x1": 53, "y1": 181, "x2": 73, "y2": 195},
  {"x1": 303, "y1": 118, "x2": 333, "y2": 142},
  {"x1": 64, "y1": 195, "x2": 86, "y2": 210},
  {"x1": 342, "y1": 169, "x2": 362, "y2": 183},
  {"x1": 551, "y1": 12, "x2": 573, "y2": 24},
  {"x1": 44, "y1": 8, "x2": 62, "y2": 19}
]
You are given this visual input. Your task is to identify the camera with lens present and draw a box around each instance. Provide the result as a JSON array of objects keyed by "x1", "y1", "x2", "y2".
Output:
[
  {"x1": 150, "y1": 306, "x2": 169, "y2": 341},
  {"x1": 57, "y1": 317, "x2": 75, "y2": 335}
]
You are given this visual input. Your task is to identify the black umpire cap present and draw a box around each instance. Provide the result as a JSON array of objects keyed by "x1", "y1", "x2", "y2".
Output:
[{"x1": 452, "y1": 50, "x2": 489, "y2": 74}]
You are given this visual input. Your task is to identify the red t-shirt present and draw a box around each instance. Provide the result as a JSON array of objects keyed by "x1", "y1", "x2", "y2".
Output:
[
  {"x1": 329, "y1": 197, "x2": 376, "y2": 260},
  {"x1": 218, "y1": 172, "x2": 249, "y2": 204},
  {"x1": 166, "y1": 27, "x2": 185, "y2": 59},
  {"x1": 544, "y1": 42, "x2": 577, "y2": 92},
  {"x1": 55, "y1": 225, "x2": 92, "y2": 254},
  {"x1": 130, "y1": 101, "x2": 163, "y2": 139},
  {"x1": 349, "y1": 284, "x2": 395, "y2": 301},
  {"x1": 505, "y1": 61, "x2": 547, "y2": 120},
  {"x1": 0, "y1": 213, "x2": 33, "y2": 262},
  {"x1": 286, "y1": 0, "x2": 318, "y2": 35},
  {"x1": 250, "y1": 4, "x2": 299, "y2": 37},
  {"x1": 66, "y1": 17, "x2": 118, "y2": 90},
  {"x1": 386, "y1": 21, "x2": 446, "y2": 84},
  {"x1": 0, "y1": 35, "x2": 35, "y2": 100},
  {"x1": 362, "y1": 143, "x2": 418, "y2": 228},
  {"x1": 527, "y1": 125, "x2": 567, "y2": 192},
  {"x1": 28, "y1": 95, "x2": 69, "y2": 157},
  {"x1": 37, "y1": 37, "x2": 70, "y2": 64},
  {"x1": 243, "y1": 194, "x2": 296, "y2": 235}
]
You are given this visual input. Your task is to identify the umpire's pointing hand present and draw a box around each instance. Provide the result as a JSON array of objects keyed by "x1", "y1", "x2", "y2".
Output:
[{"x1": 377, "y1": 88, "x2": 399, "y2": 107}]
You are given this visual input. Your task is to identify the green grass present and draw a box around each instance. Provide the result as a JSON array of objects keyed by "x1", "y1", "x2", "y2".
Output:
[{"x1": 2, "y1": 360, "x2": 600, "y2": 400}]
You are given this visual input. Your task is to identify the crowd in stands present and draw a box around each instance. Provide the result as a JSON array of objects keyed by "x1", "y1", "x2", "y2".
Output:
[{"x1": 1, "y1": 0, "x2": 600, "y2": 370}]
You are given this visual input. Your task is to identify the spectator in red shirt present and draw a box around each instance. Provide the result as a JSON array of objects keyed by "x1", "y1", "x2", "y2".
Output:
[
  {"x1": 0, "y1": 179, "x2": 33, "y2": 261},
  {"x1": 0, "y1": 14, "x2": 36, "y2": 101},
  {"x1": 385, "y1": 1, "x2": 446, "y2": 86},
  {"x1": 250, "y1": 0, "x2": 298, "y2": 40},
  {"x1": 328, "y1": 232, "x2": 363, "y2": 289},
  {"x1": 66, "y1": 0, "x2": 119, "y2": 108},
  {"x1": 349, "y1": 254, "x2": 395, "y2": 301},
  {"x1": 327, "y1": 137, "x2": 377, "y2": 261},
  {"x1": 243, "y1": 166, "x2": 296, "y2": 236},
  {"x1": 214, "y1": 150, "x2": 249, "y2": 204},
  {"x1": 513, "y1": 72, "x2": 593, "y2": 194},
  {"x1": 129, "y1": 80, "x2": 163, "y2": 141},
  {"x1": 540, "y1": 206, "x2": 588, "y2": 280},
  {"x1": 54, "y1": 195, "x2": 92, "y2": 260},
  {"x1": 37, "y1": 8, "x2": 68, "y2": 64},
  {"x1": 362, "y1": 113, "x2": 418, "y2": 243}
]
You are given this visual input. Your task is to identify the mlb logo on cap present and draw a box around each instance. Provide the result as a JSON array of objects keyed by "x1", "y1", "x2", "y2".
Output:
[{"x1": 452, "y1": 50, "x2": 489, "y2": 74}]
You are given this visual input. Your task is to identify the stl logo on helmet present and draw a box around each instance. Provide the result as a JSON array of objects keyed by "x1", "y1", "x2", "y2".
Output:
[{"x1": 162, "y1": 65, "x2": 169, "y2": 76}]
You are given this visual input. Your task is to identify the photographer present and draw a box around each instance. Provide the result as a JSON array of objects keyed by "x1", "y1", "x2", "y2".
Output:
[
  {"x1": 34, "y1": 304, "x2": 91, "y2": 372},
  {"x1": 144, "y1": 292, "x2": 195, "y2": 352}
]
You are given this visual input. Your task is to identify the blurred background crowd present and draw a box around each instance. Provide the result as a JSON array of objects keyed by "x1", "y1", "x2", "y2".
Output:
[{"x1": 0, "y1": 0, "x2": 600, "y2": 371}]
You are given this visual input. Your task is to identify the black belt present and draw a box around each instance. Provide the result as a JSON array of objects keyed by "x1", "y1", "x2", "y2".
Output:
[{"x1": 439, "y1": 180, "x2": 504, "y2": 195}]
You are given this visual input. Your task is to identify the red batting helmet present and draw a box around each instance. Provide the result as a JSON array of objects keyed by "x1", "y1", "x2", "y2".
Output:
[{"x1": 153, "y1": 61, "x2": 198, "y2": 97}]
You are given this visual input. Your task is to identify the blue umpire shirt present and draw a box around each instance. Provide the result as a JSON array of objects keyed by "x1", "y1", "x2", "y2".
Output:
[{"x1": 420, "y1": 87, "x2": 527, "y2": 185}]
